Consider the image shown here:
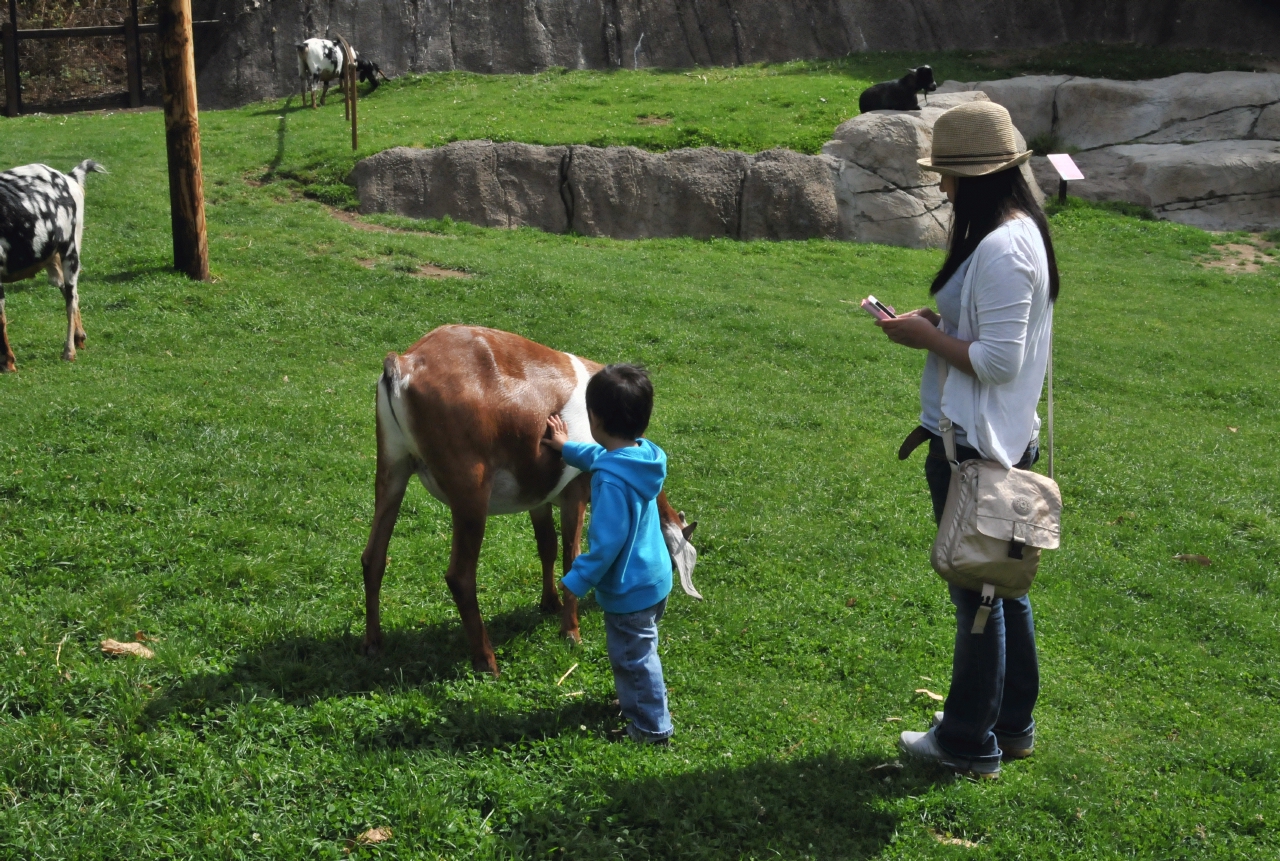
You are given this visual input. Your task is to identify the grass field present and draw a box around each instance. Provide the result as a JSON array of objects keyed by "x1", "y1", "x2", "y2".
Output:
[{"x1": 1, "y1": 48, "x2": 1278, "y2": 859}]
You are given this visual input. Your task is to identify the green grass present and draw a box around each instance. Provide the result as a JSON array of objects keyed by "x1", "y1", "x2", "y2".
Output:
[
  {"x1": 1, "y1": 52, "x2": 1278, "y2": 859},
  {"x1": 224, "y1": 45, "x2": 1269, "y2": 207}
]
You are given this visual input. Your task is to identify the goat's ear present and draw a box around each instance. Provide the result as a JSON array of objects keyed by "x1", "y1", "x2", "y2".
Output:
[{"x1": 682, "y1": 521, "x2": 698, "y2": 541}]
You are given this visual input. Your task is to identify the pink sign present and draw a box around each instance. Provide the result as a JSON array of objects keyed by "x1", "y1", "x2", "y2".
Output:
[{"x1": 1047, "y1": 153, "x2": 1084, "y2": 182}]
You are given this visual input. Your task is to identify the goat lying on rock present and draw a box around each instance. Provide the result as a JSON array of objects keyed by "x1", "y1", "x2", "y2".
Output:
[
  {"x1": 0, "y1": 160, "x2": 106, "y2": 372},
  {"x1": 859, "y1": 65, "x2": 937, "y2": 112},
  {"x1": 362, "y1": 325, "x2": 699, "y2": 675}
]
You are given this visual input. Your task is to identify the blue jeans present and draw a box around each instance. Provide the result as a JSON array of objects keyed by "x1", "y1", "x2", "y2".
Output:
[
  {"x1": 604, "y1": 597, "x2": 674, "y2": 741},
  {"x1": 925, "y1": 435, "x2": 1039, "y2": 762}
]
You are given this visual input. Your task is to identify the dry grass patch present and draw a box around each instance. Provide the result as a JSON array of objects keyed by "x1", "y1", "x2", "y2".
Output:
[{"x1": 1199, "y1": 234, "x2": 1278, "y2": 274}]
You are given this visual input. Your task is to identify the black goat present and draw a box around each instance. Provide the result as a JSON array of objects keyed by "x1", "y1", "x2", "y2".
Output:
[
  {"x1": 356, "y1": 58, "x2": 391, "y2": 91},
  {"x1": 858, "y1": 66, "x2": 937, "y2": 112}
]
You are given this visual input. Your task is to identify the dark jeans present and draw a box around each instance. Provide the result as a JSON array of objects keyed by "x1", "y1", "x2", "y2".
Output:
[{"x1": 925, "y1": 434, "x2": 1040, "y2": 762}]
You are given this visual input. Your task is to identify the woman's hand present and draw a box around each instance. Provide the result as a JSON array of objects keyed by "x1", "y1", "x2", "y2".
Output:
[
  {"x1": 877, "y1": 310, "x2": 977, "y2": 375},
  {"x1": 876, "y1": 313, "x2": 941, "y2": 350},
  {"x1": 543, "y1": 414, "x2": 569, "y2": 451}
]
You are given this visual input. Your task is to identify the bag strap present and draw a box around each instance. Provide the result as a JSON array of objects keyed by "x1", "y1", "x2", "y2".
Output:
[{"x1": 1047, "y1": 325, "x2": 1054, "y2": 481}]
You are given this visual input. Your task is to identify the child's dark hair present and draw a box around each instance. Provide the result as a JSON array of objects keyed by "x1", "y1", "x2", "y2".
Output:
[{"x1": 586, "y1": 364, "x2": 653, "y2": 440}]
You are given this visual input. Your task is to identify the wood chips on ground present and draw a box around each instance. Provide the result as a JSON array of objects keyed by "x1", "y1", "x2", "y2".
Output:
[{"x1": 101, "y1": 639, "x2": 154, "y2": 659}]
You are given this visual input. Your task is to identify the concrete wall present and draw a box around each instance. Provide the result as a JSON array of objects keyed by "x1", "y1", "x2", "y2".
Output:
[{"x1": 197, "y1": 0, "x2": 1280, "y2": 108}]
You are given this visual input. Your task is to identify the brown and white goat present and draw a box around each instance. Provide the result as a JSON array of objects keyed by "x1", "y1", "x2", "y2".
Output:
[{"x1": 361, "y1": 325, "x2": 699, "y2": 675}]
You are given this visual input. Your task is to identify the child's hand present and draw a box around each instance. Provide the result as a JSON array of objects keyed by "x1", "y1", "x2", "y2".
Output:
[{"x1": 544, "y1": 414, "x2": 569, "y2": 451}]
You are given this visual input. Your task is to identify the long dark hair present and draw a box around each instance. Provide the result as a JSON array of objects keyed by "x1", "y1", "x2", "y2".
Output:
[{"x1": 931, "y1": 168, "x2": 1059, "y2": 302}]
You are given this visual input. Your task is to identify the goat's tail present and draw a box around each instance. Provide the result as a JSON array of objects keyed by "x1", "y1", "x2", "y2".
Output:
[
  {"x1": 376, "y1": 353, "x2": 407, "y2": 437},
  {"x1": 70, "y1": 160, "x2": 108, "y2": 187}
]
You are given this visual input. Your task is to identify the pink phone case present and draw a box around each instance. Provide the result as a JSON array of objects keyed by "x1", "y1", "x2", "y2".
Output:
[{"x1": 861, "y1": 296, "x2": 895, "y2": 321}]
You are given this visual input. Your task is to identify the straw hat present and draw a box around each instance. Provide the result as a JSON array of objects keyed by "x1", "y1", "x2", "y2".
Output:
[{"x1": 918, "y1": 101, "x2": 1032, "y2": 177}]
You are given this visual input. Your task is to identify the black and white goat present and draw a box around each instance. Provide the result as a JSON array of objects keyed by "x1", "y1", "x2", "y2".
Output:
[
  {"x1": 0, "y1": 160, "x2": 107, "y2": 372},
  {"x1": 297, "y1": 38, "x2": 354, "y2": 107},
  {"x1": 858, "y1": 65, "x2": 937, "y2": 112}
]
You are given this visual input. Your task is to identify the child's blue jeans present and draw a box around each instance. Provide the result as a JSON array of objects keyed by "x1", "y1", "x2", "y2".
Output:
[{"x1": 604, "y1": 597, "x2": 674, "y2": 742}]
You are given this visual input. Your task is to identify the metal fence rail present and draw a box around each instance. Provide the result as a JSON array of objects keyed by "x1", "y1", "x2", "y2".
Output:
[{"x1": 2, "y1": 0, "x2": 218, "y2": 116}]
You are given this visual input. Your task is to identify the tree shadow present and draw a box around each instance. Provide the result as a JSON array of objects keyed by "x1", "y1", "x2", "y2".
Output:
[{"x1": 502, "y1": 751, "x2": 922, "y2": 859}]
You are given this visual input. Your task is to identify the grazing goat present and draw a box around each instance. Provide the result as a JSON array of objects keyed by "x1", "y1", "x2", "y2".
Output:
[
  {"x1": 858, "y1": 65, "x2": 937, "y2": 112},
  {"x1": 363, "y1": 325, "x2": 700, "y2": 675},
  {"x1": 356, "y1": 57, "x2": 390, "y2": 91},
  {"x1": 296, "y1": 38, "x2": 354, "y2": 107},
  {"x1": 0, "y1": 160, "x2": 107, "y2": 372}
]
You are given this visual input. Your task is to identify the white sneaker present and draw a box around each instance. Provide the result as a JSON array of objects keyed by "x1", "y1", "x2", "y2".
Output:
[
  {"x1": 899, "y1": 727, "x2": 1001, "y2": 779},
  {"x1": 931, "y1": 711, "x2": 1035, "y2": 759}
]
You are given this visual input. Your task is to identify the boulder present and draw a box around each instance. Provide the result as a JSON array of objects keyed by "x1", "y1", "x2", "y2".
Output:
[
  {"x1": 937, "y1": 77, "x2": 1070, "y2": 143},
  {"x1": 494, "y1": 142, "x2": 572, "y2": 233},
  {"x1": 821, "y1": 90, "x2": 1042, "y2": 249},
  {"x1": 740, "y1": 149, "x2": 840, "y2": 241},
  {"x1": 349, "y1": 141, "x2": 569, "y2": 231},
  {"x1": 1063, "y1": 140, "x2": 1280, "y2": 231},
  {"x1": 1254, "y1": 103, "x2": 1280, "y2": 140},
  {"x1": 565, "y1": 146, "x2": 748, "y2": 239},
  {"x1": 946, "y1": 72, "x2": 1280, "y2": 151}
]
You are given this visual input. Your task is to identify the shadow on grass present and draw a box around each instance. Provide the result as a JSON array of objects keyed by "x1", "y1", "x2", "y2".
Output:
[
  {"x1": 143, "y1": 607, "x2": 624, "y2": 747},
  {"x1": 502, "y1": 751, "x2": 918, "y2": 859}
]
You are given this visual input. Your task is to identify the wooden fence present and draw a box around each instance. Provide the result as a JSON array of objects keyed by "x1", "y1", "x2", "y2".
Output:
[{"x1": 2, "y1": 0, "x2": 219, "y2": 117}]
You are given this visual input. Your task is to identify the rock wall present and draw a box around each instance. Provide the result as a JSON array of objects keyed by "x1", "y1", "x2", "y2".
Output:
[
  {"x1": 349, "y1": 92, "x2": 1027, "y2": 248},
  {"x1": 350, "y1": 142, "x2": 842, "y2": 243},
  {"x1": 197, "y1": 0, "x2": 1280, "y2": 108},
  {"x1": 943, "y1": 72, "x2": 1280, "y2": 230}
]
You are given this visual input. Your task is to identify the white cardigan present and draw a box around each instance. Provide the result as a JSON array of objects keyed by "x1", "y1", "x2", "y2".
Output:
[{"x1": 939, "y1": 216, "x2": 1053, "y2": 469}]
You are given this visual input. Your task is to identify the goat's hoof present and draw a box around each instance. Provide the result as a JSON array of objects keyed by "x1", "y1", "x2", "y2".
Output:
[
  {"x1": 539, "y1": 595, "x2": 563, "y2": 614},
  {"x1": 361, "y1": 635, "x2": 382, "y2": 657},
  {"x1": 1, "y1": 360, "x2": 15, "y2": 373},
  {"x1": 472, "y1": 656, "x2": 500, "y2": 677},
  {"x1": 61, "y1": 350, "x2": 76, "y2": 362},
  {"x1": 74, "y1": 335, "x2": 86, "y2": 349},
  {"x1": 561, "y1": 628, "x2": 581, "y2": 645}
]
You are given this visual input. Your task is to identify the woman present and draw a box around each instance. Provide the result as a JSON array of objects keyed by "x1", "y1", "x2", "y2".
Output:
[{"x1": 877, "y1": 101, "x2": 1059, "y2": 779}]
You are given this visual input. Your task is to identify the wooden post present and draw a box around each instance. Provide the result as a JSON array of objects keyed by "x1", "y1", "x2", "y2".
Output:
[
  {"x1": 125, "y1": 0, "x2": 142, "y2": 108},
  {"x1": 3, "y1": 0, "x2": 19, "y2": 118},
  {"x1": 334, "y1": 33, "x2": 358, "y2": 151},
  {"x1": 158, "y1": 0, "x2": 209, "y2": 280}
]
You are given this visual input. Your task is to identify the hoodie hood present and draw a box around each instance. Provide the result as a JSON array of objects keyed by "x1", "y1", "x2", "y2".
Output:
[{"x1": 592, "y1": 438, "x2": 667, "y2": 501}]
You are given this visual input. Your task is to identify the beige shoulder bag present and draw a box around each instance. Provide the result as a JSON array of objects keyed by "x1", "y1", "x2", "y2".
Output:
[{"x1": 930, "y1": 333, "x2": 1062, "y2": 633}]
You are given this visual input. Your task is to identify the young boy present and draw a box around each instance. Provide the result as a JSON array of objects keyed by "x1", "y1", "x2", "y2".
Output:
[{"x1": 544, "y1": 364, "x2": 674, "y2": 744}]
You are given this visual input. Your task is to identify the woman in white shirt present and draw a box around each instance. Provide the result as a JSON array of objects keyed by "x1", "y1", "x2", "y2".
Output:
[{"x1": 877, "y1": 101, "x2": 1059, "y2": 779}]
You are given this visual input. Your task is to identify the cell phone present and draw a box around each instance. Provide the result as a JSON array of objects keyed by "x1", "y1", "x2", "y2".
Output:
[{"x1": 861, "y1": 295, "x2": 897, "y2": 321}]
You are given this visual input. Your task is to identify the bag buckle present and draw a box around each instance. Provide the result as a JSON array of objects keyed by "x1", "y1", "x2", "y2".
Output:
[{"x1": 971, "y1": 584, "x2": 997, "y2": 634}]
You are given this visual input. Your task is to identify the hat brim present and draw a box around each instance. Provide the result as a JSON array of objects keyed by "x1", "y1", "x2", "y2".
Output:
[{"x1": 917, "y1": 149, "x2": 1032, "y2": 178}]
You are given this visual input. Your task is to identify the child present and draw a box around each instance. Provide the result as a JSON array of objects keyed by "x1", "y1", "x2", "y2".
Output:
[{"x1": 544, "y1": 364, "x2": 674, "y2": 744}]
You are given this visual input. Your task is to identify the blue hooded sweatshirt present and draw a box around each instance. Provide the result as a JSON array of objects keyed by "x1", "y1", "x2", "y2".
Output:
[{"x1": 560, "y1": 438, "x2": 672, "y2": 614}]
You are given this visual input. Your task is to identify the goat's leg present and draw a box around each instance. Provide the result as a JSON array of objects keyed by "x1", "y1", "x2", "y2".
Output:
[
  {"x1": 320, "y1": 80, "x2": 330, "y2": 106},
  {"x1": 0, "y1": 283, "x2": 14, "y2": 373},
  {"x1": 557, "y1": 473, "x2": 591, "y2": 644},
  {"x1": 445, "y1": 501, "x2": 497, "y2": 675},
  {"x1": 359, "y1": 441, "x2": 412, "y2": 656},
  {"x1": 530, "y1": 504, "x2": 562, "y2": 613},
  {"x1": 53, "y1": 252, "x2": 83, "y2": 361}
]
